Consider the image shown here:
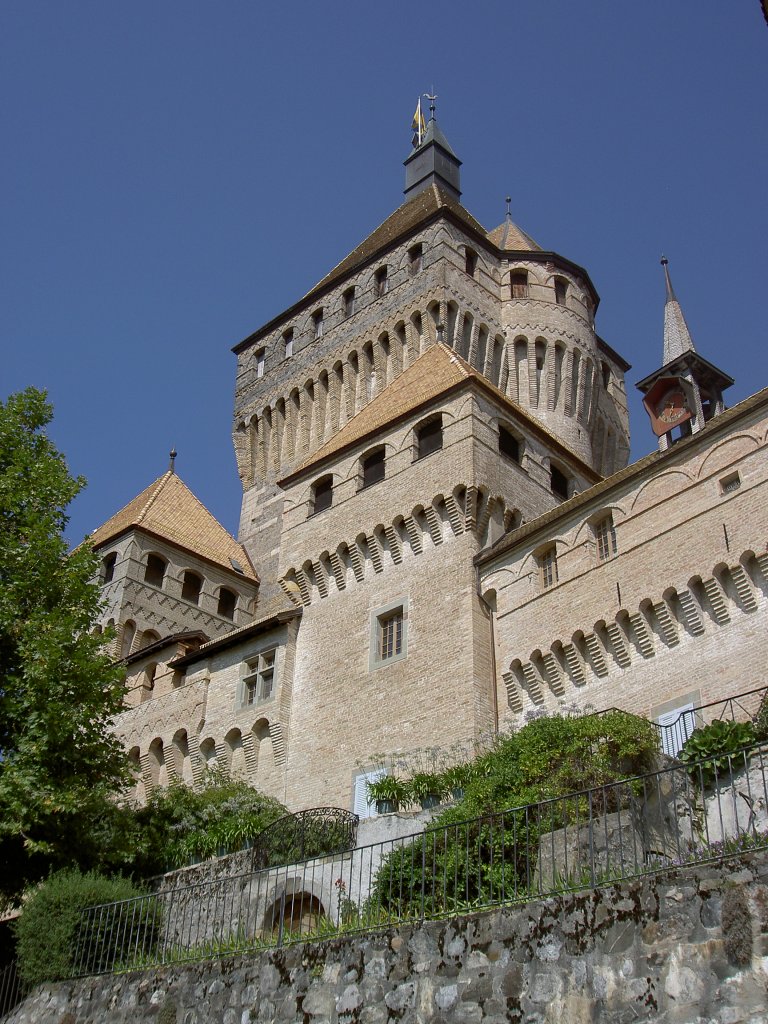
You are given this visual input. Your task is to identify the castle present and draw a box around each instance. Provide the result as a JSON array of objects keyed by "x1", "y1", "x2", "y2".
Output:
[{"x1": 89, "y1": 108, "x2": 768, "y2": 815}]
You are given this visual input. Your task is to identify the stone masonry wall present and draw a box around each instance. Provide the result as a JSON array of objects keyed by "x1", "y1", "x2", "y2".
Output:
[{"x1": 9, "y1": 851, "x2": 768, "y2": 1023}]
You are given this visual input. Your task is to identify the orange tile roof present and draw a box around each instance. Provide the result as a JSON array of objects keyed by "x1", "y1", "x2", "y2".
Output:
[
  {"x1": 281, "y1": 344, "x2": 600, "y2": 485},
  {"x1": 88, "y1": 472, "x2": 258, "y2": 581},
  {"x1": 486, "y1": 217, "x2": 542, "y2": 252}
]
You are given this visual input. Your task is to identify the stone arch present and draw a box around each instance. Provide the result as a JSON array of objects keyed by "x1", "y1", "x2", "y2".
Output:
[
  {"x1": 148, "y1": 737, "x2": 167, "y2": 789},
  {"x1": 225, "y1": 727, "x2": 248, "y2": 781},
  {"x1": 199, "y1": 736, "x2": 218, "y2": 773},
  {"x1": 171, "y1": 729, "x2": 195, "y2": 787},
  {"x1": 121, "y1": 619, "x2": 136, "y2": 659},
  {"x1": 252, "y1": 718, "x2": 279, "y2": 794},
  {"x1": 128, "y1": 746, "x2": 145, "y2": 804}
]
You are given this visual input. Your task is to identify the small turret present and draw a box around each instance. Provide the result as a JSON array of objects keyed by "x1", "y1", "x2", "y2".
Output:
[
  {"x1": 403, "y1": 95, "x2": 461, "y2": 202},
  {"x1": 637, "y1": 257, "x2": 734, "y2": 451}
]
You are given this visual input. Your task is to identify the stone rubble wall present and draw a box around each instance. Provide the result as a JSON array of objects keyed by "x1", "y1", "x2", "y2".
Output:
[{"x1": 8, "y1": 850, "x2": 768, "y2": 1024}]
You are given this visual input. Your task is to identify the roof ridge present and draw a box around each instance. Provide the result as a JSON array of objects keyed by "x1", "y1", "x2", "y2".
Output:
[{"x1": 135, "y1": 471, "x2": 172, "y2": 526}]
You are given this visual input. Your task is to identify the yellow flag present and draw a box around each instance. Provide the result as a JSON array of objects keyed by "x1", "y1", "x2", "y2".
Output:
[{"x1": 411, "y1": 98, "x2": 426, "y2": 147}]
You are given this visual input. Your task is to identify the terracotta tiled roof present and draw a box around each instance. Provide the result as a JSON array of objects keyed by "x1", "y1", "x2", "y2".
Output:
[
  {"x1": 89, "y1": 472, "x2": 258, "y2": 581},
  {"x1": 304, "y1": 184, "x2": 489, "y2": 300},
  {"x1": 486, "y1": 216, "x2": 542, "y2": 252},
  {"x1": 281, "y1": 344, "x2": 600, "y2": 485}
]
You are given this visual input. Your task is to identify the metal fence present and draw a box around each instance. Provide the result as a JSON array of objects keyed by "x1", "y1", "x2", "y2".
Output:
[
  {"x1": 0, "y1": 961, "x2": 26, "y2": 1021},
  {"x1": 68, "y1": 741, "x2": 768, "y2": 978},
  {"x1": 593, "y1": 684, "x2": 767, "y2": 757}
]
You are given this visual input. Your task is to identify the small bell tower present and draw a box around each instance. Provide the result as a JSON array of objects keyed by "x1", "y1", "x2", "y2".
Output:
[{"x1": 636, "y1": 257, "x2": 734, "y2": 451}]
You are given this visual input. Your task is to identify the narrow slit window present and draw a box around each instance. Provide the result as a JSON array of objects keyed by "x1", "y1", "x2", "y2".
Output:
[{"x1": 374, "y1": 267, "x2": 389, "y2": 297}]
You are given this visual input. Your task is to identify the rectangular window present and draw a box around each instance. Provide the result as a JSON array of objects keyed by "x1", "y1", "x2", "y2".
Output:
[
  {"x1": 242, "y1": 650, "x2": 276, "y2": 706},
  {"x1": 369, "y1": 598, "x2": 408, "y2": 670},
  {"x1": 510, "y1": 270, "x2": 529, "y2": 299},
  {"x1": 540, "y1": 547, "x2": 558, "y2": 589},
  {"x1": 312, "y1": 309, "x2": 324, "y2": 338},
  {"x1": 378, "y1": 610, "x2": 402, "y2": 661},
  {"x1": 657, "y1": 703, "x2": 696, "y2": 757},
  {"x1": 283, "y1": 330, "x2": 293, "y2": 359},
  {"x1": 353, "y1": 768, "x2": 385, "y2": 818},
  {"x1": 255, "y1": 349, "x2": 266, "y2": 378},
  {"x1": 595, "y1": 516, "x2": 617, "y2": 562},
  {"x1": 416, "y1": 416, "x2": 443, "y2": 460}
]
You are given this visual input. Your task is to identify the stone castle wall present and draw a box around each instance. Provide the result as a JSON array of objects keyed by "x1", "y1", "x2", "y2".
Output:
[
  {"x1": 480, "y1": 396, "x2": 768, "y2": 732},
  {"x1": 10, "y1": 851, "x2": 768, "y2": 1024}
]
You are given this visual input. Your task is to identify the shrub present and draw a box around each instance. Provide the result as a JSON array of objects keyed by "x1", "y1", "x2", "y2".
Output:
[
  {"x1": 753, "y1": 691, "x2": 768, "y2": 742},
  {"x1": 678, "y1": 719, "x2": 757, "y2": 787},
  {"x1": 371, "y1": 711, "x2": 659, "y2": 916},
  {"x1": 133, "y1": 772, "x2": 287, "y2": 873},
  {"x1": 14, "y1": 869, "x2": 157, "y2": 985}
]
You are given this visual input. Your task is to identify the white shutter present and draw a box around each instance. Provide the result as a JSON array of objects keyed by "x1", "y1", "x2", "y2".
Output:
[
  {"x1": 657, "y1": 703, "x2": 696, "y2": 757},
  {"x1": 353, "y1": 768, "x2": 385, "y2": 818}
]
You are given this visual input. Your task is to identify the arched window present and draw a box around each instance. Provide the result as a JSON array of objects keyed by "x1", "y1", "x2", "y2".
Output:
[
  {"x1": 101, "y1": 552, "x2": 117, "y2": 583},
  {"x1": 498, "y1": 425, "x2": 521, "y2": 464},
  {"x1": 415, "y1": 415, "x2": 443, "y2": 460},
  {"x1": 217, "y1": 587, "x2": 237, "y2": 620},
  {"x1": 310, "y1": 475, "x2": 333, "y2": 515},
  {"x1": 361, "y1": 448, "x2": 385, "y2": 489},
  {"x1": 554, "y1": 277, "x2": 568, "y2": 306},
  {"x1": 408, "y1": 243, "x2": 422, "y2": 275},
  {"x1": 464, "y1": 247, "x2": 477, "y2": 278},
  {"x1": 342, "y1": 286, "x2": 355, "y2": 318},
  {"x1": 144, "y1": 554, "x2": 166, "y2": 588},
  {"x1": 181, "y1": 570, "x2": 202, "y2": 604},
  {"x1": 550, "y1": 464, "x2": 570, "y2": 501},
  {"x1": 374, "y1": 266, "x2": 388, "y2": 297},
  {"x1": 510, "y1": 270, "x2": 529, "y2": 298}
]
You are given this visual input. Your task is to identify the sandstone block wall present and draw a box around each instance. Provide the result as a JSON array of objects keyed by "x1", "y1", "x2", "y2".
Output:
[{"x1": 480, "y1": 398, "x2": 768, "y2": 732}]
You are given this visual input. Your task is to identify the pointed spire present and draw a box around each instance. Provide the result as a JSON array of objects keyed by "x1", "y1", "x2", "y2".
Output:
[{"x1": 661, "y1": 256, "x2": 696, "y2": 364}]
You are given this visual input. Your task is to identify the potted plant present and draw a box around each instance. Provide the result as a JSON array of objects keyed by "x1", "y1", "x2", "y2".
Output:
[
  {"x1": 366, "y1": 774, "x2": 408, "y2": 814},
  {"x1": 441, "y1": 762, "x2": 473, "y2": 802},
  {"x1": 407, "y1": 771, "x2": 445, "y2": 810}
]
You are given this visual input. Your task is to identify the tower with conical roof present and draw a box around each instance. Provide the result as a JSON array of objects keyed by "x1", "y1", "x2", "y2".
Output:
[{"x1": 637, "y1": 258, "x2": 734, "y2": 450}]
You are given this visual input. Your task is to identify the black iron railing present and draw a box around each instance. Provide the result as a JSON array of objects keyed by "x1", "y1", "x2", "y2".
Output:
[
  {"x1": 0, "y1": 960, "x2": 26, "y2": 1021},
  {"x1": 67, "y1": 742, "x2": 768, "y2": 978}
]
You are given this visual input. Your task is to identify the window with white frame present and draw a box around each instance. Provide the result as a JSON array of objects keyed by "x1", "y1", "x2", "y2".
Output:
[
  {"x1": 242, "y1": 649, "x2": 276, "y2": 706},
  {"x1": 656, "y1": 702, "x2": 696, "y2": 757},
  {"x1": 594, "y1": 514, "x2": 617, "y2": 562},
  {"x1": 369, "y1": 598, "x2": 408, "y2": 669},
  {"x1": 353, "y1": 768, "x2": 385, "y2": 818},
  {"x1": 255, "y1": 348, "x2": 266, "y2": 378},
  {"x1": 539, "y1": 546, "x2": 558, "y2": 589}
]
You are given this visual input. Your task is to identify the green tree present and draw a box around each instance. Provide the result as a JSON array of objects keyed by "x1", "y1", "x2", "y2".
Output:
[{"x1": 0, "y1": 388, "x2": 129, "y2": 901}]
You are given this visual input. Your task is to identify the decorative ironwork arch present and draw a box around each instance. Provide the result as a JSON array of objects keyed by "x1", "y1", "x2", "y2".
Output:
[{"x1": 251, "y1": 806, "x2": 358, "y2": 870}]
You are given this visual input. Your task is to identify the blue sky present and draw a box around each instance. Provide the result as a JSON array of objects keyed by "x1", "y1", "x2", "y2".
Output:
[{"x1": 2, "y1": 2, "x2": 766, "y2": 545}]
